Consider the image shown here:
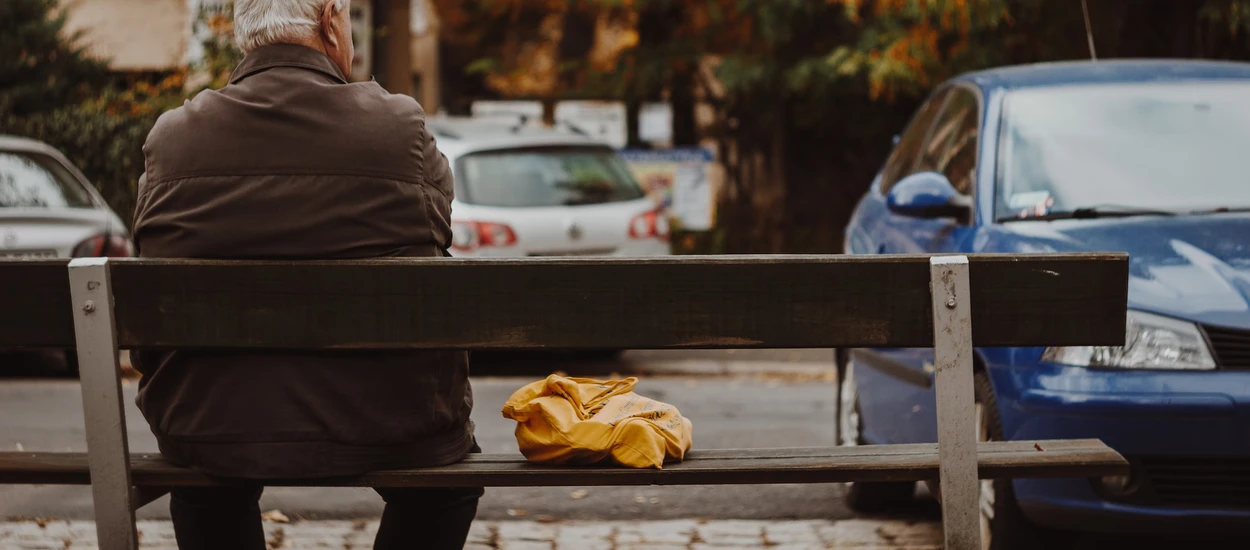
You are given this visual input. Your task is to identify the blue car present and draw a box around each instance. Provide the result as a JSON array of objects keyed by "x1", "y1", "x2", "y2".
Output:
[{"x1": 840, "y1": 59, "x2": 1250, "y2": 548}]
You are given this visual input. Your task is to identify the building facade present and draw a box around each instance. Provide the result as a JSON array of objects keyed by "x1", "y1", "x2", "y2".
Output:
[{"x1": 59, "y1": 0, "x2": 441, "y2": 111}]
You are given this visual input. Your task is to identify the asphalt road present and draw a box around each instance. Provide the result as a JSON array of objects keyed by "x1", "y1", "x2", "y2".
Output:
[{"x1": 1, "y1": 349, "x2": 944, "y2": 522}]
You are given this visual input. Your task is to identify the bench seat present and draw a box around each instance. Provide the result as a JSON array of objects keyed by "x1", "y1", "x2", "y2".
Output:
[{"x1": 0, "y1": 439, "x2": 1126, "y2": 487}]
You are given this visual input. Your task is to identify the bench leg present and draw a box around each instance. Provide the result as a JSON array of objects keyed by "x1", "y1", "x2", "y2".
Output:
[
  {"x1": 69, "y1": 258, "x2": 138, "y2": 550},
  {"x1": 929, "y1": 256, "x2": 980, "y2": 550}
]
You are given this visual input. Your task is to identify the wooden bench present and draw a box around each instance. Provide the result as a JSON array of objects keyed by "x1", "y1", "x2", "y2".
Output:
[{"x1": 0, "y1": 254, "x2": 1131, "y2": 550}]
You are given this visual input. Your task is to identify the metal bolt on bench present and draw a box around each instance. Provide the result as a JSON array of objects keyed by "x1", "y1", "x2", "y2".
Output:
[{"x1": 0, "y1": 253, "x2": 1132, "y2": 550}]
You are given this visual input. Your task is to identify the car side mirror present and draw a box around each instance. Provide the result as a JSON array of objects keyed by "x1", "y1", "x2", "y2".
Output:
[{"x1": 886, "y1": 172, "x2": 972, "y2": 222}]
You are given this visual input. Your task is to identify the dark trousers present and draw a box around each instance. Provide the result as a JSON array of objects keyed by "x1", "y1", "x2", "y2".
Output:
[
  {"x1": 169, "y1": 441, "x2": 484, "y2": 550},
  {"x1": 170, "y1": 484, "x2": 483, "y2": 550}
]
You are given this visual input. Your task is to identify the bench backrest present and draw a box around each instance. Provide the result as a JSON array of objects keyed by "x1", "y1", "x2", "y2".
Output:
[
  {"x1": 0, "y1": 260, "x2": 74, "y2": 348},
  {"x1": 0, "y1": 253, "x2": 1130, "y2": 550},
  {"x1": 1, "y1": 254, "x2": 1128, "y2": 350}
]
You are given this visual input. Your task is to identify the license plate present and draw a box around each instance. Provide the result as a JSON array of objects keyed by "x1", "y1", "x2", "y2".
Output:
[{"x1": 0, "y1": 249, "x2": 57, "y2": 259}]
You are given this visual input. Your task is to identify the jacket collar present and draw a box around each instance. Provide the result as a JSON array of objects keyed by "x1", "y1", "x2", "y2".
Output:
[{"x1": 229, "y1": 44, "x2": 349, "y2": 85}]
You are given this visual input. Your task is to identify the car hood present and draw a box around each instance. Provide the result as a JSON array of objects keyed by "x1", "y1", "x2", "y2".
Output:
[{"x1": 980, "y1": 214, "x2": 1250, "y2": 329}]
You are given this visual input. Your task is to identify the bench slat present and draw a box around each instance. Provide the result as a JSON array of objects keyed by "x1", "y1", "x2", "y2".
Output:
[
  {"x1": 96, "y1": 254, "x2": 1127, "y2": 349},
  {"x1": 0, "y1": 440, "x2": 1127, "y2": 487},
  {"x1": 0, "y1": 260, "x2": 73, "y2": 348}
]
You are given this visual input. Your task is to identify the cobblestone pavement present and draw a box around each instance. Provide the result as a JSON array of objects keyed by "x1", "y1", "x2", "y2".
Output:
[{"x1": 0, "y1": 518, "x2": 943, "y2": 549}]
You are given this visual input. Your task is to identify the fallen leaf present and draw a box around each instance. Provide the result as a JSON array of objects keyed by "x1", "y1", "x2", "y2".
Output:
[
  {"x1": 568, "y1": 490, "x2": 588, "y2": 500},
  {"x1": 649, "y1": 497, "x2": 659, "y2": 504},
  {"x1": 15, "y1": 443, "x2": 23, "y2": 452},
  {"x1": 1034, "y1": 443, "x2": 1044, "y2": 452},
  {"x1": 536, "y1": 515, "x2": 556, "y2": 523},
  {"x1": 506, "y1": 508, "x2": 528, "y2": 517},
  {"x1": 260, "y1": 509, "x2": 290, "y2": 523},
  {"x1": 634, "y1": 495, "x2": 646, "y2": 503},
  {"x1": 267, "y1": 526, "x2": 286, "y2": 549}
]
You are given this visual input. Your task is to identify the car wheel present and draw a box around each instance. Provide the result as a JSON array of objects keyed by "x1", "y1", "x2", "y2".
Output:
[
  {"x1": 974, "y1": 371, "x2": 1056, "y2": 550},
  {"x1": 838, "y1": 351, "x2": 916, "y2": 513}
]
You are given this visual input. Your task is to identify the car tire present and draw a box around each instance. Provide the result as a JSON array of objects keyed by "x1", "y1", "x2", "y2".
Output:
[
  {"x1": 974, "y1": 370, "x2": 1059, "y2": 550},
  {"x1": 838, "y1": 350, "x2": 917, "y2": 514}
]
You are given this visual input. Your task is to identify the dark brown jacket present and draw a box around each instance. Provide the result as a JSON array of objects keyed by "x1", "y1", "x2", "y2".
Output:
[{"x1": 130, "y1": 44, "x2": 473, "y2": 479}]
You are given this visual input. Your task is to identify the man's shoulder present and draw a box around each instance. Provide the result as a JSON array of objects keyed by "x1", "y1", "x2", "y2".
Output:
[
  {"x1": 343, "y1": 80, "x2": 429, "y2": 123},
  {"x1": 143, "y1": 89, "x2": 222, "y2": 150},
  {"x1": 143, "y1": 104, "x2": 186, "y2": 158}
]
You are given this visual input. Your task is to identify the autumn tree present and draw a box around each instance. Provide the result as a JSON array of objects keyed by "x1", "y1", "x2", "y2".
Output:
[
  {"x1": 0, "y1": 0, "x2": 109, "y2": 116},
  {"x1": 423, "y1": 0, "x2": 1250, "y2": 251}
]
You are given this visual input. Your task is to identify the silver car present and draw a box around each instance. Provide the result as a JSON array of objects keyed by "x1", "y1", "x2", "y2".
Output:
[
  {"x1": 428, "y1": 116, "x2": 671, "y2": 259},
  {"x1": 1, "y1": 135, "x2": 132, "y2": 375},
  {"x1": 0, "y1": 135, "x2": 132, "y2": 259}
]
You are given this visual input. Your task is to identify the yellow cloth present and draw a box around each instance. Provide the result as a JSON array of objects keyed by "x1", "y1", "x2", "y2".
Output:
[{"x1": 501, "y1": 375, "x2": 693, "y2": 469}]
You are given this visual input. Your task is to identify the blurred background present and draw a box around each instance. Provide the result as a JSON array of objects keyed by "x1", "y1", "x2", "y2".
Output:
[
  {"x1": 9, "y1": 4, "x2": 1250, "y2": 545},
  {"x1": 7, "y1": 0, "x2": 1250, "y2": 257}
]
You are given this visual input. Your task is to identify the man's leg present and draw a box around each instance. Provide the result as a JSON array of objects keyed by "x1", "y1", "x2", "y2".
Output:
[
  {"x1": 169, "y1": 485, "x2": 266, "y2": 550},
  {"x1": 373, "y1": 485, "x2": 484, "y2": 550}
]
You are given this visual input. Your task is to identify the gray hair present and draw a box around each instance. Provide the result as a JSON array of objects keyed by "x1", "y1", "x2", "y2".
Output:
[{"x1": 233, "y1": 0, "x2": 350, "y2": 53}]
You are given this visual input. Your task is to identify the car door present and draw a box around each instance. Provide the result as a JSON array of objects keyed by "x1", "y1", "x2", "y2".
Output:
[{"x1": 854, "y1": 85, "x2": 984, "y2": 445}]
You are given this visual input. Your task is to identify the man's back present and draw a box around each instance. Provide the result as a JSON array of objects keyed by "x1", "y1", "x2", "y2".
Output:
[
  {"x1": 136, "y1": 43, "x2": 452, "y2": 260},
  {"x1": 131, "y1": 43, "x2": 474, "y2": 479}
]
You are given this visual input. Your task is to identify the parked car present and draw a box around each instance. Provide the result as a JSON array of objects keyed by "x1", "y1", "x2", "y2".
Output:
[
  {"x1": 1, "y1": 135, "x2": 133, "y2": 374},
  {"x1": 429, "y1": 116, "x2": 670, "y2": 258},
  {"x1": 840, "y1": 60, "x2": 1250, "y2": 548},
  {"x1": 0, "y1": 135, "x2": 132, "y2": 259}
]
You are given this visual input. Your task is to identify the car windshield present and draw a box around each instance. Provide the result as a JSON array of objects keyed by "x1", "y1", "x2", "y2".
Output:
[
  {"x1": 458, "y1": 147, "x2": 645, "y2": 207},
  {"x1": 997, "y1": 82, "x2": 1250, "y2": 220},
  {"x1": 0, "y1": 151, "x2": 94, "y2": 208}
]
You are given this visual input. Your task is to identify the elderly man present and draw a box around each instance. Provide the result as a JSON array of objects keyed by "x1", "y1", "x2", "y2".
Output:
[{"x1": 129, "y1": 0, "x2": 479, "y2": 548}]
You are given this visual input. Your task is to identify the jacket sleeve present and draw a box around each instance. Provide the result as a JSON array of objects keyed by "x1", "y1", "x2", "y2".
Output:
[
  {"x1": 424, "y1": 128, "x2": 454, "y2": 202},
  {"x1": 131, "y1": 171, "x2": 149, "y2": 256},
  {"x1": 422, "y1": 126, "x2": 456, "y2": 253}
]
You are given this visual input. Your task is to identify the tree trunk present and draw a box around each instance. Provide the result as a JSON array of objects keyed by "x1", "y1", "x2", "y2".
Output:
[
  {"x1": 383, "y1": 0, "x2": 413, "y2": 96},
  {"x1": 625, "y1": 100, "x2": 642, "y2": 148},
  {"x1": 671, "y1": 68, "x2": 698, "y2": 147},
  {"x1": 766, "y1": 117, "x2": 787, "y2": 253}
]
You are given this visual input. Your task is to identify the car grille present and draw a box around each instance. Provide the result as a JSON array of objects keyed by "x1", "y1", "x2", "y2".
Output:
[
  {"x1": 1138, "y1": 457, "x2": 1250, "y2": 508},
  {"x1": 1201, "y1": 325, "x2": 1250, "y2": 369}
]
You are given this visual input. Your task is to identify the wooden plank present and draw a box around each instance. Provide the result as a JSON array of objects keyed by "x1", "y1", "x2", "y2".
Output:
[
  {"x1": 0, "y1": 260, "x2": 74, "y2": 348},
  {"x1": 929, "y1": 256, "x2": 979, "y2": 550},
  {"x1": 68, "y1": 259, "x2": 138, "y2": 550},
  {"x1": 106, "y1": 254, "x2": 1128, "y2": 350},
  {"x1": 0, "y1": 440, "x2": 1127, "y2": 487}
]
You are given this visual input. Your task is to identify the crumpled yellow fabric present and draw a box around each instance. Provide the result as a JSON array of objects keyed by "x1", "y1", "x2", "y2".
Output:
[{"x1": 501, "y1": 375, "x2": 693, "y2": 469}]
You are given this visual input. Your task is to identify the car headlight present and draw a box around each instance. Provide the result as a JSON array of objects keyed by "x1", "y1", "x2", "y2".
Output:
[{"x1": 1040, "y1": 310, "x2": 1216, "y2": 370}]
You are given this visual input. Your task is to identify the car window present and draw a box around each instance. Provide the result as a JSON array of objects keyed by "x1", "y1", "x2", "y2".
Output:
[
  {"x1": 457, "y1": 147, "x2": 645, "y2": 207},
  {"x1": 916, "y1": 88, "x2": 979, "y2": 195},
  {"x1": 997, "y1": 81, "x2": 1250, "y2": 219},
  {"x1": 0, "y1": 152, "x2": 94, "y2": 208},
  {"x1": 879, "y1": 89, "x2": 951, "y2": 192}
]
